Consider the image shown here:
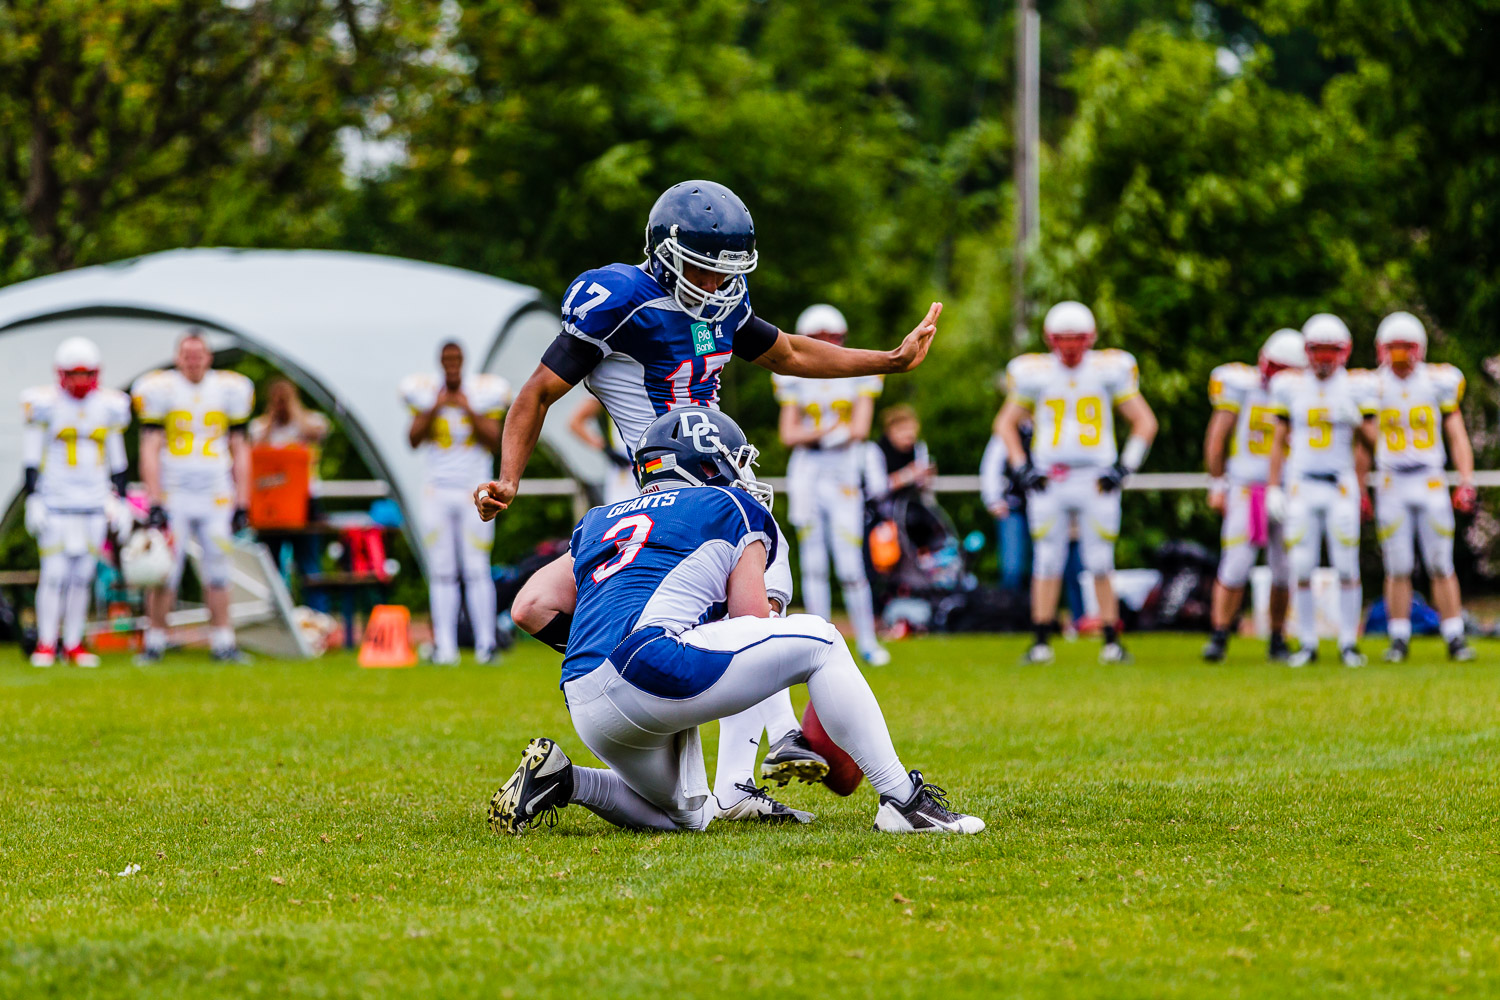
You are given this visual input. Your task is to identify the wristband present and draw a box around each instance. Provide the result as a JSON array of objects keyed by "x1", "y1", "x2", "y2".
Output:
[{"x1": 1121, "y1": 435, "x2": 1150, "y2": 472}]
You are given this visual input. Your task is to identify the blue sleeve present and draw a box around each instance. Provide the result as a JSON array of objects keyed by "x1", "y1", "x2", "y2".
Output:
[{"x1": 560, "y1": 266, "x2": 641, "y2": 345}]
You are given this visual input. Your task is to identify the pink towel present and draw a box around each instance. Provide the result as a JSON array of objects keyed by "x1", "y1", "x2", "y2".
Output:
[{"x1": 1247, "y1": 484, "x2": 1269, "y2": 547}]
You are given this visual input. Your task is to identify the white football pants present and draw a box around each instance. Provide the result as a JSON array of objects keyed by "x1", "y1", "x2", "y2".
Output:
[
  {"x1": 1217, "y1": 483, "x2": 1290, "y2": 588},
  {"x1": 420, "y1": 484, "x2": 496, "y2": 658},
  {"x1": 32, "y1": 509, "x2": 106, "y2": 650},
  {"x1": 1376, "y1": 470, "x2": 1456, "y2": 578},
  {"x1": 1027, "y1": 469, "x2": 1121, "y2": 578},
  {"x1": 162, "y1": 489, "x2": 234, "y2": 590},
  {"x1": 787, "y1": 450, "x2": 878, "y2": 652},
  {"x1": 564, "y1": 615, "x2": 909, "y2": 831},
  {"x1": 1284, "y1": 475, "x2": 1363, "y2": 647}
]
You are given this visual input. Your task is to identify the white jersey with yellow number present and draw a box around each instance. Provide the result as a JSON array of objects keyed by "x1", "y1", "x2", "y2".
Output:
[
  {"x1": 773, "y1": 374, "x2": 882, "y2": 467},
  {"x1": 399, "y1": 373, "x2": 513, "y2": 489},
  {"x1": 132, "y1": 369, "x2": 254, "y2": 496},
  {"x1": 1208, "y1": 362, "x2": 1279, "y2": 485},
  {"x1": 1267, "y1": 368, "x2": 1376, "y2": 479},
  {"x1": 1371, "y1": 362, "x2": 1463, "y2": 473},
  {"x1": 22, "y1": 385, "x2": 131, "y2": 510},
  {"x1": 1005, "y1": 349, "x2": 1140, "y2": 468}
]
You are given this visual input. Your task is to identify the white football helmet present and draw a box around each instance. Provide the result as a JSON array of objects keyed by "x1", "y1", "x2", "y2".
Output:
[
  {"x1": 795, "y1": 304, "x2": 848, "y2": 339},
  {"x1": 1301, "y1": 313, "x2": 1352, "y2": 347},
  {"x1": 120, "y1": 528, "x2": 174, "y2": 588},
  {"x1": 55, "y1": 336, "x2": 102, "y2": 371},
  {"x1": 1259, "y1": 328, "x2": 1307, "y2": 375},
  {"x1": 1043, "y1": 301, "x2": 1097, "y2": 366},
  {"x1": 1375, "y1": 311, "x2": 1427, "y2": 362}
]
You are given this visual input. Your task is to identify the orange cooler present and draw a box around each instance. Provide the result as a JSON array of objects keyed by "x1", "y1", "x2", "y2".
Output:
[{"x1": 250, "y1": 444, "x2": 312, "y2": 529}]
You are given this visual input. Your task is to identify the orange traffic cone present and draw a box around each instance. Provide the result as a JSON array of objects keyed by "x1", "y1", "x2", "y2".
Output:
[{"x1": 358, "y1": 605, "x2": 417, "y2": 668}]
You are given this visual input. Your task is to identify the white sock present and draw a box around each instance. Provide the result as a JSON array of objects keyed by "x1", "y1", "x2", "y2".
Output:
[
  {"x1": 35, "y1": 570, "x2": 64, "y2": 649},
  {"x1": 1338, "y1": 584, "x2": 1362, "y2": 648},
  {"x1": 145, "y1": 628, "x2": 167, "y2": 654},
  {"x1": 429, "y1": 577, "x2": 459, "y2": 658},
  {"x1": 1295, "y1": 585, "x2": 1318, "y2": 649},
  {"x1": 1441, "y1": 616, "x2": 1465, "y2": 643},
  {"x1": 62, "y1": 572, "x2": 92, "y2": 649},
  {"x1": 712, "y1": 708, "x2": 765, "y2": 806},
  {"x1": 571, "y1": 766, "x2": 683, "y2": 832},
  {"x1": 804, "y1": 639, "x2": 911, "y2": 800},
  {"x1": 842, "y1": 576, "x2": 879, "y2": 652},
  {"x1": 802, "y1": 572, "x2": 831, "y2": 621},
  {"x1": 758, "y1": 689, "x2": 801, "y2": 741},
  {"x1": 1389, "y1": 618, "x2": 1412, "y2": 643},
  {"x1": 462, "y1": 570, "x2": 497, "y2": 653},
  {"x1": 211, "y1": 626, "x2": 236, "y2": 653}
]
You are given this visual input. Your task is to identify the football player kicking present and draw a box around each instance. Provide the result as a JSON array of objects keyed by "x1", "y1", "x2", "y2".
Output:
[
  {"x1": 488, "y1": 407, "x2": 984, "y2": 836},
  {"x1": 132, "y1": 331, "x2": 255, "y2": 664},
  {"x1": 775, "y1": 304, "x2": 889, "y2": 666},
  {"x1": 20, "y1": 338, "x2": 132, "y2": 668},
  {"x1": 1266, "y1": 314, "x2": 1377, "y2": 668},
  {"x1": 473, "y1": 180, "x2": 940, "y2": 821},
  {"x1": 1202, "y1": 329, "x2": 1308, "y2": 663},
  {"x1": 1368, "y1": 312, "x2": 1477, "y2": 663},
  {"x1": 997, "y1": 301, "x2": 1158, "y2": 665},
  {"x1": 401, "y1": 342, "x2": 512, "y2": 665}
]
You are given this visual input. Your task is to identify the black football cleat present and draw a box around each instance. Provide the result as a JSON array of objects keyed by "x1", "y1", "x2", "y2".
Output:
[
  {"x1": 715, "y1": 782, "x2": 814, "y2": 824},
  {"x1": 1384, "y1": 638, "x2": 1410, "y2": 664},
  {"x1": 873, "y1": 770, "x2": 984, "y2": 834},
  {"x1": 1449, "y1": 637, "x2": 1477, "y2": 662},
  {"x1": 760, "y1": 729, "x2": 830, "y2": 787},
  {"x1": 1202, "y1": 633, "x2": 1228, "y2": 663},
  {"x1": 489, "y1": 737, "x2": 573, "y2": 835},
  {"x1": 1267, "y1": 633, "x2": 1291, "y2": 663}
]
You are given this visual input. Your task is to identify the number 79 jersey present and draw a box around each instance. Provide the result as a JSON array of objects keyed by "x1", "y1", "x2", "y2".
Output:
[
  {"x1": 1266, "y1": 368, "x2": 1376, "y2": 478},
  {"x1": 1004, "y1": 349, "x2": 1140, "y2": 468},
  {"x1": 1208, "y1": 362, "x2": 1279, "y2": 484},
  {"x1": 132, "y1": 368, "x2": 255, "y2": 495}
]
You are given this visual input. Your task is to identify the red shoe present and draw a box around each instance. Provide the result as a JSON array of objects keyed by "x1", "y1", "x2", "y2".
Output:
[
  {"x1": 65, "y1": 645, "x2": 101, "y2": 668},
  {"x1": 30, "y1": 643, "x2": 57, "y2": 668}
]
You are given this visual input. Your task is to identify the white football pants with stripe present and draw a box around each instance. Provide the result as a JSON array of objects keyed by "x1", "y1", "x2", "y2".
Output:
[
  {"x1": 788, "y1": 457, "x2": 878, "y2": 653},
  {"x1": 1376, "y1": 470, "x2": 1455, "y2": 579},
  {"x1": 1284, "y1": 476, "x2": 1362, "y2": 647},
  {"x1": 1027, "y1": 469, "x2": 1121, "y2": 578},
  {"x1": 420, "y1": 484, "x2": 495, "y2": 658},
  {"x1": 33, "y1": 510, "x2": 106, "y2": 650}
]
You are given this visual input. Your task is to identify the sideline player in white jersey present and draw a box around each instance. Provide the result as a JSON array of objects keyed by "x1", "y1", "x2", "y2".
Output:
[
  {"x1": 1266, "y1": 314, "x2": 1377, "y2": 668},
  {"x1": 774, "y1": 304, "x2": 888, "y2": 666},
  {"x1": 1202, "y1": 329, "x2": 1308, "y2": 663},
  {"x1": 132, "y1": 331, "x2": 254, "y2": 664},
  {"x1": 996, "y1": 301, "x2": 1158, "y2": 665},
  {"x1": 488, "y1": 407, "x2": 983, "y2": 836},
  {"x1": 401, "y1": 341, "x2": 512, "y2": 665},
  {"x1": 1368, "y1": 312, "x2": 1477, "y2": 662},
  {"x1": 20, "y1": 338, "x2": 132, "y2": 667}
]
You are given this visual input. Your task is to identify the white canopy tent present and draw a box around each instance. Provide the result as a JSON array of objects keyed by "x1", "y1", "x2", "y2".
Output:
[{"x1": 0, "y1": 248, "x2": 608, "y2": 567}]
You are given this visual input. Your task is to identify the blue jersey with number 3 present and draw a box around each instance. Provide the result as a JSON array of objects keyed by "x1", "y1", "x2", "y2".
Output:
[
  {"x1": 553, "y1": 263, "x2": 757, "y2": 453},
  {"x1": 561, "y1": 484, "x2": 778, "y2": 686}
]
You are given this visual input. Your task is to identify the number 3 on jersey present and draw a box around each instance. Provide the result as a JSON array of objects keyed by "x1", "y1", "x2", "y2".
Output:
[{"x1": 592, "y1": 514, "x2": 655, "y2": 583}]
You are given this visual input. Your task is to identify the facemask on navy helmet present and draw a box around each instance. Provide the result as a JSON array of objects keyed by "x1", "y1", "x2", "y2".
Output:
[
  {"x1": 633, "y1": 406, "x2": 772, "y2": 508},
  {"x1": 644, "y1": 180, "x2": 758, "y2": 323}
]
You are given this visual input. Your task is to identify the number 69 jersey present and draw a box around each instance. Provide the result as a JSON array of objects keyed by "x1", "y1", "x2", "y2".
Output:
[
  {"x1": 1004, "y1": 349, "x2": 1140, "y2": 468},
  {"x1": 1371, "y1": 362, "x2": 1464, "y2": 473},
  {"x1": 131, "y1": 369, "x2": 255, "y2": 496},
  {"x1": 21, "y1": 385, "x2": 131, "y2": 510},
  {"x1": 1208, "y1": 362, "x2": 1278, "y2": 485},
  {"x1": 1266, "y1": 368, "x2": 1377, "y2": 478}
]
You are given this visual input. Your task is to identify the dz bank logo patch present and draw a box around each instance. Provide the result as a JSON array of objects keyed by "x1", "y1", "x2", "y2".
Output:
[{"x1": 691, "y1": 321, "x2": 716, "y2": 357}]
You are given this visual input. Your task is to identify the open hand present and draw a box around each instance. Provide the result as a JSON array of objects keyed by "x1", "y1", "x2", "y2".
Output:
[{"x1": 888, "y1": 302, "x2": 942, "y2": 373}]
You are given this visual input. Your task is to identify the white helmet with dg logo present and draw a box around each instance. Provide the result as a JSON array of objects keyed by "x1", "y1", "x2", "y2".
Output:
[{"x1": 633, "y1": 406, "x2": 772, "y2": 507}]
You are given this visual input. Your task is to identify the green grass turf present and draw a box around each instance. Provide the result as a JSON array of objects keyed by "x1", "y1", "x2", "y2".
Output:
[{"x1": 3, "y1": 633, "x2": 1499, "y2": 998}]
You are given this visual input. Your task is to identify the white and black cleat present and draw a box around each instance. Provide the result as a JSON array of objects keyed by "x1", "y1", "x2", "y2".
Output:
[
  {"x1": 1340, "y1": 645, "x2": 1367, "y2": 668},
  {"x1": 1383, "y1": 639, "x2": 1409, "y2": 664},
  {"x1": 1448, "y1": 637, "x2": 1477, "y2": 663},
  {"x1": 133, "y1": 646, "x2": 164, "y2": 666},
  {"x1": 715, "y1": 782, "x2": 814, "y2": 824},
  {"x1": 1287, "y1": 647, "x2": 1318, "y2": 668},
  {"x1": 874, "y1": 770, "x2": 984, "y2": 834},
  {"x1": 1099, "y1": 641, "x2": 1132, "y2": 665},
  {"x1": 1267, "y1": 634, "x2": 1292, "y2": 663},
  {"x1": 1023, "y1": 642, "x2": 1054, "y2": 665},
  {"x1": 760, "y1": 729, "x2": 830, "y2": 787},
  {"x1": 211, "y1": 646, "x2": 252, "y2": 665},
  {"x1": 1201, "y1": 636, "x2": 1228, "y2": 663},
  {"x1": 489, "y1": 737, "x2": 573, "y2": 835}
]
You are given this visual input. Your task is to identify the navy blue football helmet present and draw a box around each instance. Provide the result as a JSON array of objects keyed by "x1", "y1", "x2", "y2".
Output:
[
  {"x1": 633, "y1": 406, "x2": 772, "y2": 507},
  {"x1": 644, "y1": 180, "x2": 758, "y2": 322}
]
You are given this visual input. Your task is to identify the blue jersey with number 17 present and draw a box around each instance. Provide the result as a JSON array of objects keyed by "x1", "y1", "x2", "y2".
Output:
[{"x1": 561, "y1": 484, "x2": 779, "y2": 686}]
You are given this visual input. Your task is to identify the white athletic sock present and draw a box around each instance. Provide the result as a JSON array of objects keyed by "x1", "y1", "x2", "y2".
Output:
[
  {"x1": 712, "y1": 707, "x2": 765, "y2": 806},
  {"x1": 62, "y1": 572, "x2": 92, "y2": 649},
  {"x1": 211, "y1": 626, "x2": 236, "y2": 653},
  {"x1": 805, "y1": 639, "x2": 911, "y2": 800},
  {"x1": 462, "y1": 571, "x2": 497, "y2": 653},
  {"x1": 570, "y1": 766, "x2": 683, "y2": 832},
  {"x1": 802, "y1": 572, "x2": 832, "y2": 621},
  {"x1": 1338, "y1": 584, "x2": 1362, "y2": 648},
  {"x1": 1389, "y1": 618, "x2": 1412, "y2": 643},
  {"x1": 145, "y1": 628, "x2": 167, "y2": 654},
  {"x1": 758, "y1": 689, "x2": 801, "y2": 742},
  {"x1": 429, "y1": 577, "x2": 459, "y2": 658},
  {"x1": 1441, "y1": 616, "x2": 1465, "y2": 643},
  {"x1": 35, "y1": 570, "x2": 64, "y2": 649},
  {"x1": 843, "y1": 576, "x2": 879, "y2": 652},
  {"x1": 1294, "y1": 585, "x2": 1318, "y2": 649}
]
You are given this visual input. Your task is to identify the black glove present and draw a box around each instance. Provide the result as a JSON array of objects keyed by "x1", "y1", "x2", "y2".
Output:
[
  {"x1": 1009, "y1": 462, "x2": 1047, "y2": 493},
  {"x1": 232, "y1": 506, "x2": 251, "y2": 534},
  {"x1": 1098, "y1": 462, "x2": 1129, "y2": 493},
  {"x1": 147, "y1": 504, "x2": 168, "y2": 529}
]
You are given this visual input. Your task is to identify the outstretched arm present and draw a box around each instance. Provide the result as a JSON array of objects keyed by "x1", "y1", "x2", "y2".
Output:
[
  {"x1": 474, "y1": 364, "x2": 575, "y2": 520},
  {"x1": 753, "y1": 303, "x2": 942, "y2": 377}
]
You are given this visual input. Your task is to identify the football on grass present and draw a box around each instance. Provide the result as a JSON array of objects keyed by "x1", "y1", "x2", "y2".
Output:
[{"x1": 801, "y1": 701, "x2": 864, "y2": 796}]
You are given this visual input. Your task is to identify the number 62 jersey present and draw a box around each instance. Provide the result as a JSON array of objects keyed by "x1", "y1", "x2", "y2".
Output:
[
  {"x1": 131, "y1": 369, "x2": 255, "y2": 496},
  {"x1": 1004, "y1": 349, "x2": 1140, "y2": 469}
]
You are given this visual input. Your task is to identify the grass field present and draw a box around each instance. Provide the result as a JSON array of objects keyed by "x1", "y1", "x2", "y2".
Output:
[{"x1": 3, "y1": 633, "x2": 1499, "y2": 998}]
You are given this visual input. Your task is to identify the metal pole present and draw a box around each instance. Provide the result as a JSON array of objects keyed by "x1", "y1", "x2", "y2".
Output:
[{"x1": 1012, "y1": 0, "x2": 1040, "y2": 347}]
